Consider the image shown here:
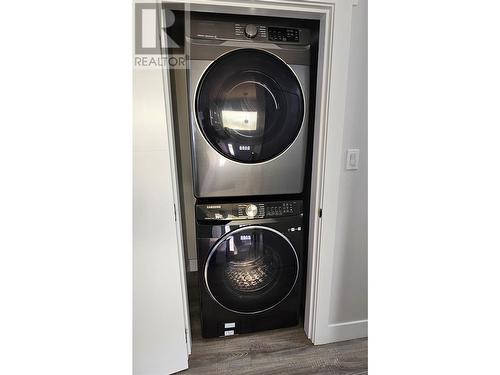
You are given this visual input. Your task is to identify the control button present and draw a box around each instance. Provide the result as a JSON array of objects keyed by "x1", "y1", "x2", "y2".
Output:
[
  {"x1": 245, "y1": 204, "x2": 258, "y2": 217},
  {"x1": 245, "y1": 24, "x2": 258, "y2": 38}
]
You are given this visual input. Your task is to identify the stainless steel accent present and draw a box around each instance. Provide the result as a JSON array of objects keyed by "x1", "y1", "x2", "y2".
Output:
[
  {"x1": 188, "y1": 50, "x2": 310, "y2": 198},
  {"x1": 203, "y1": 225, "x2": 300, "y2": 315},
  {"x1": 245, "y1": 204, "x2": 258, "y2": 217},
  {"x1": 187, "y1": 16, "x2": 311, "y2": 197},
  {"x1": 245, "y1": 24, "x2": 258, "y2": 38},
  {"x1": 225, "y1": 256, "x2": 275, "y2": 292},
  {"x1": 186, "y1": 37, "x2": 311, "y2": 65}
]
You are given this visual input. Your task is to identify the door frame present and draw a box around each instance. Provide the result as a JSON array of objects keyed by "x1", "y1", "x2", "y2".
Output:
[{"x1": 158, "y1": 0, "x2": 360, "y2": 349}]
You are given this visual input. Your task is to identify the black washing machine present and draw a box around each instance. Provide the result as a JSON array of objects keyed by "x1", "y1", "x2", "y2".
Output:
[{"x1": 196, "y1": 200, "x2": 304, "y2": 338}]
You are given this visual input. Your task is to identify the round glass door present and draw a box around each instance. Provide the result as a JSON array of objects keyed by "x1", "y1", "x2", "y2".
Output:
[
  {"x1": 204, "y1": 226, "x2": 299, "y2": 314},
  {"x1": 196, "y1": 49, "x2": 304, "y2": 163}
]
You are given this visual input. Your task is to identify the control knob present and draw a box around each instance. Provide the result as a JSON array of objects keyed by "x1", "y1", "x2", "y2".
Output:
[
  {"x1": 245, "y1": 204, "x2": 258, "y2": 217},
  {"x1": 244, "y1": 24, "x2": 258, "y2": 38}
]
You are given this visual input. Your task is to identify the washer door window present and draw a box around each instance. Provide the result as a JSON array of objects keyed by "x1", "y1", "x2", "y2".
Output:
[
  {"x1": 196, "y1": 49, "x2": 304, "y2": 163},
  {"x1": 204, "y1": 226, "x2": 299, "y2": 314}
]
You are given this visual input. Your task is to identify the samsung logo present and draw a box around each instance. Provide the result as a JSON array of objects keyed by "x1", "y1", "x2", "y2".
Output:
[{"x1": 206, "y1": 205, "x2": 221, "y2": 209}]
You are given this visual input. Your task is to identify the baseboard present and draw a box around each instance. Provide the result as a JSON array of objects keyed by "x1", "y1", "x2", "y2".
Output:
[{"x1": 314, "y1": 319, "x2": 368, "y2": 345}]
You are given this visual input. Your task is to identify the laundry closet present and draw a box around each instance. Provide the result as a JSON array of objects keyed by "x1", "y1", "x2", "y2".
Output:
[
  {"x1": 133, "y1": 1, "x2": 366, "y2": 374},
  {"x1": 168, "y1": 9, "x2": 319, "y2": 341}
]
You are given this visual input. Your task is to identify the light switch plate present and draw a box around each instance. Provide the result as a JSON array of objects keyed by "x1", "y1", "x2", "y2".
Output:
[{"x1": 346, "y1": 149, "x2": 360, "y2": 170}]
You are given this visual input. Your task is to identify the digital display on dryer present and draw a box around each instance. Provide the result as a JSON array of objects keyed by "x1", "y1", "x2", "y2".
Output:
[{"x1": 268, "y1": 27, "x2": 299, "y2": 42}]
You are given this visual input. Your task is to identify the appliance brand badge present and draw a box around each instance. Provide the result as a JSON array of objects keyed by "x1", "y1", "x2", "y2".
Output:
[{"x1": 206, "y1": 205, "x2": 221, "y2": 209}]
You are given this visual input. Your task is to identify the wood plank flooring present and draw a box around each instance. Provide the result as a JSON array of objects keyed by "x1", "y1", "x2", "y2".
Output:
[{"x1": 181, "y1": 273, "x2": 368, "y2": 375}]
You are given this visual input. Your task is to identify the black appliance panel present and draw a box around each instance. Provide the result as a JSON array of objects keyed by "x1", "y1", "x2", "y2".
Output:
[
  {"x1": 196, "y1": 200, "x2": 303, "y2": 221},
  {"x1": 268, "y1": 27, "x2": 300, "y2": 42},
  {"x1": 189, "y1": 15, "x2": 311, "y2": 46}
]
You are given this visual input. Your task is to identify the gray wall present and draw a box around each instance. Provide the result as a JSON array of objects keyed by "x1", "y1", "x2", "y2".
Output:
[{"x1": 328, "y1": 0, "x2": 368, "y2": 324}]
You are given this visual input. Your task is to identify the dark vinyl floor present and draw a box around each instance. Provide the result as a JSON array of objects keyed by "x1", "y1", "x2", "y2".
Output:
[{"x1": 181, "y1": 272, "x2": 368, "y2": 375}]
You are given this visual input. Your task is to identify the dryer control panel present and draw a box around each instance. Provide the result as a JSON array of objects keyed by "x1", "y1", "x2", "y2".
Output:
[
  {"x1": 190, "y1": 17, "x2": 311, "y2": 46},
  {"x1": 267, "y1": 26, "x2": 300, "y2": 42},
  {"x1": 196, "y1": 200, "x2": 303, "y2": 221}
]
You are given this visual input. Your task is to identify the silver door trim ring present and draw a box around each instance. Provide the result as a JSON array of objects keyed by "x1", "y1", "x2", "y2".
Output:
[
  {"x1": 203, "y1": 225, "x2": 299, "y2": 315},
  {"x1": 194, "y1": 48, "x2": 307, "y2": 166}
]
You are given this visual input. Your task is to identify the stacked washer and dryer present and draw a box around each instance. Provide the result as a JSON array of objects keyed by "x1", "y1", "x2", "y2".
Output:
[{"x1": 186, "y1": 14, "x2": 313, "y2": 338}]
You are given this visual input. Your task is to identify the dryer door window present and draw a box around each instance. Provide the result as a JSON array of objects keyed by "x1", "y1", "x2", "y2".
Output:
[
  {"x1": 204, "y1": 226, "x2": 299, "y2": 314},
  {"x1": 196, "y1": 49, "x2": 304, "y2": 163}
]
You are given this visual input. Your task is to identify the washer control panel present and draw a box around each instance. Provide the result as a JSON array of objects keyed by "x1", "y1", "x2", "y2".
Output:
[{"x1": 196, "y1": 200, "x2": 303, "y2": 220}]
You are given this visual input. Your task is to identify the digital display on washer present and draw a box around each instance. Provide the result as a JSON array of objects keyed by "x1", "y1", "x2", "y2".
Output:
[{"x1": 268, "y1": 27, "x2": 299, "y2": 42}]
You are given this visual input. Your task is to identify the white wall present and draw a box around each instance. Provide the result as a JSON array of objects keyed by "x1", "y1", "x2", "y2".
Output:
[{"x1": 328, "y1": 0, "x2": 368, "y2": 325}]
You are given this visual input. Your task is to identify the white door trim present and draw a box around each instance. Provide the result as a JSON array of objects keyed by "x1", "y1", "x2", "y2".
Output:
[{"x1": 157, "y1": 5, "x2": 193, "y2": 356}]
